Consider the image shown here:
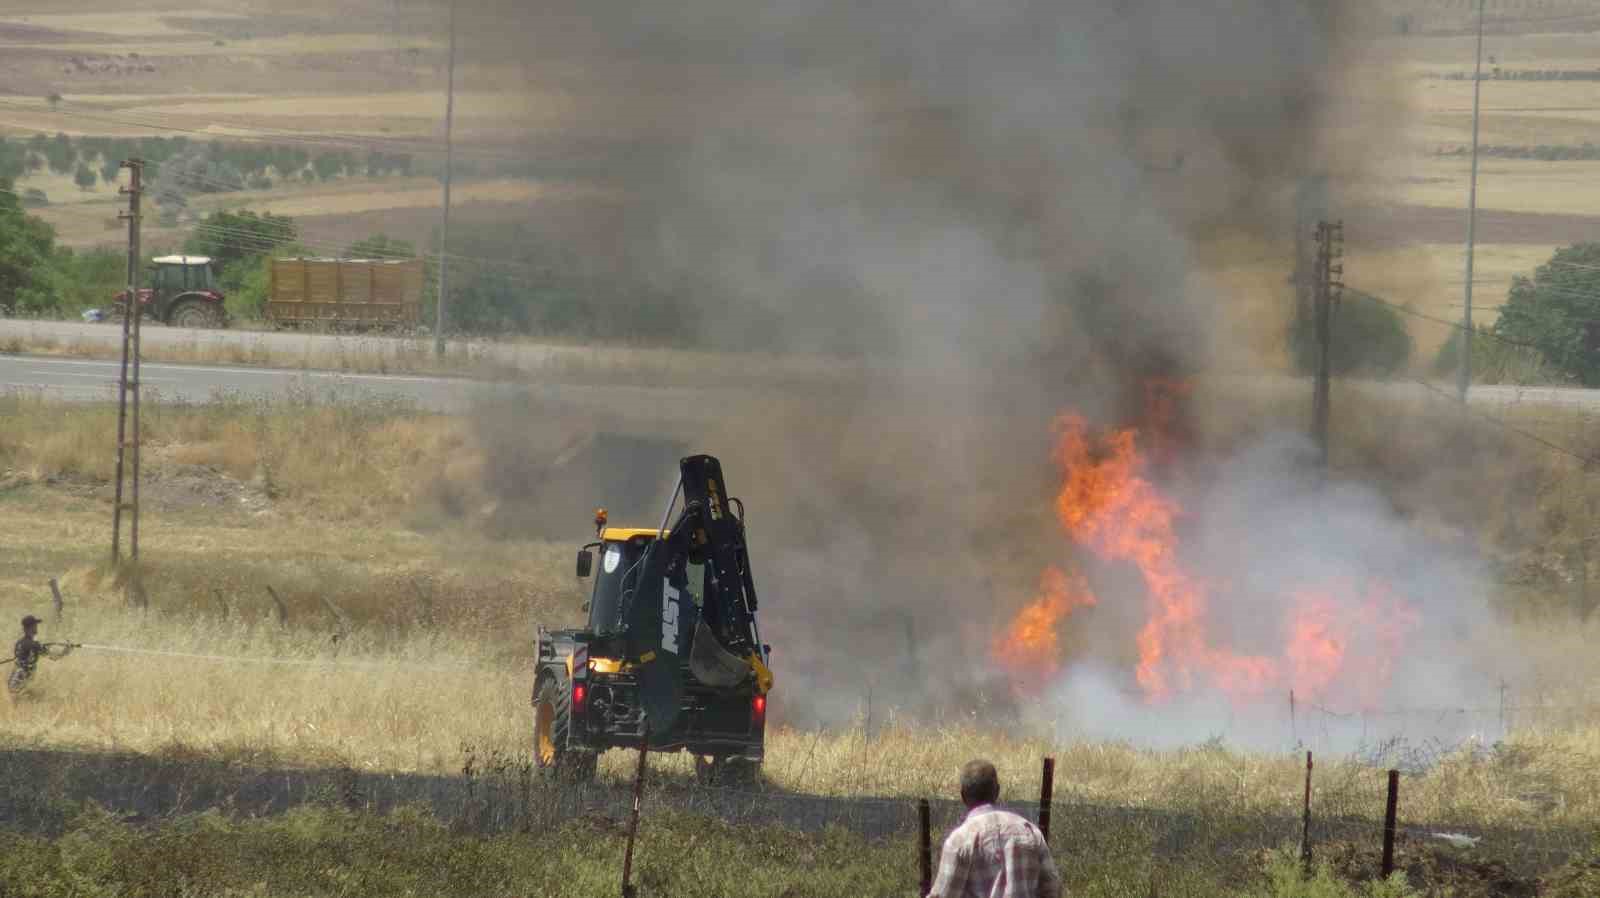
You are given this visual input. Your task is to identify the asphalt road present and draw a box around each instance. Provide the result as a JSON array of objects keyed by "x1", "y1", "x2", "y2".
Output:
[
  {"x1": 0, "y1": 354, "x2": 759, "y2": 436},
  {"x1": 6, "y1": 316, "x2": 1600, "y2": 424},
  {"x1": 0, "y1": 353, "x2": 487, "y2": 409},
  {"x1": 2, "y1": 318, "x2": 516, "y2": 361},
  {"x1": 0, "y1": 318, "x2": 841, "y2": 385}
]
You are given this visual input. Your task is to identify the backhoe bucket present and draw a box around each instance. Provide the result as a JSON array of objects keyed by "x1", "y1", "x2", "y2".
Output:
[{"x1": 689, "y1": 619, "x2": 749, "y2": 688}]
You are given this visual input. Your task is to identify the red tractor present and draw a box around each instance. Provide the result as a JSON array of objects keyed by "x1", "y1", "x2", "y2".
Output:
[{"x1": 112, "y1": 255, "x2": 228, "y2": 328}]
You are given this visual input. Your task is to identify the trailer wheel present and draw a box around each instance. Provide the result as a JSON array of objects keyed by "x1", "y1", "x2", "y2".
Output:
[{"x1": 534, "y1": 676, "x2": 595, "y2": 782}]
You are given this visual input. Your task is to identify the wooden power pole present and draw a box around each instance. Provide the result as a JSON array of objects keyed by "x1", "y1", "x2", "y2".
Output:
[
  {"x1": 111, "y1": 159, "x2": 144, "y2": 567},
  {"x1": 1311, "y1": 220, "x2": 1344, "y2": 467}
]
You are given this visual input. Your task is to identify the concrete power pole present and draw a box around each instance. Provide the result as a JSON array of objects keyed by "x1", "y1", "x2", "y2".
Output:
[
  {"x1": 1460, "y1": 0, "x2": 1486, "y2": 400},
  {"x1": 112, "y1": 160, "x2": 143, "y2": 567},
  {"x1": 434, "y1": 0, "x2": 457, "y2": 357}
]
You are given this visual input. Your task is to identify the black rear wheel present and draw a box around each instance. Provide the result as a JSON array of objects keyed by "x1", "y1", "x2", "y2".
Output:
[
  {"x1": 694, "y1": 754, "x2": 762, "y2": 787},
  {"x1": 169, "y1": 299, "x2": 222, "y2": 329},
  {"x1": 534, "y1": 676, "x2": 596, "y2": 782}
]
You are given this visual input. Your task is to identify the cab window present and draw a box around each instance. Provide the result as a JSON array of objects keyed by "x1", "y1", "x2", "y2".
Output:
[{"x1": 683, "y1": 559, "x2": 706, "y2": 607}]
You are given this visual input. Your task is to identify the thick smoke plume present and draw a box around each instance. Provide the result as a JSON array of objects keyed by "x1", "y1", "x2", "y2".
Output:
[{"x1": 440, "y1": 1, "x2": 1492, "y2": 745}]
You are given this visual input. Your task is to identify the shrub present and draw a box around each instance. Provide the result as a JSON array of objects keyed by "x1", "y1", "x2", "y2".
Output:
[
  {"x1": 1289, "y1": 290, "x2": 1413, "y2": 377},
  {"x1": 1250, "y1": 851, "x2": 1420, "y2": 898},
  {"x1": 1432, "y1": 326, "x2": 1557, "y2": 385}
]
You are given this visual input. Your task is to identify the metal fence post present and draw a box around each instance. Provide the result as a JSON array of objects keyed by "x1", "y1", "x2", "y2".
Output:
[
  {"x1": 1300, "y1": 751, "x2": 1313, "y2": 873},
  {"x1": 918, "y1": 798, "x2": 932, "y2": 896},
  {"x1": 621, "y1": 724, "x2": 650, "y2": 898},
  {"x1": 1381, "y1": 769, "x2": 1400, "y2": 878},
  {"x1": 1039, "y1": 756, "x2": 1055, "y2": 842}
]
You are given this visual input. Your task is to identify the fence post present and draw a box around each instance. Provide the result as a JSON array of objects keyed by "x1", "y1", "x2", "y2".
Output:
[
  {"x1": 1381, "y1": 769, "x2": 1399, "y2": 878},
  {"x1": 49, "y1": 578, "x2": 64, "y2": 623},
  {"x1": 1300, "y1": 751, "x2": 1313, "y2": 874},
  {"x1": 621, "y1": 723, "x2": 650, "y2": 898},
  {"x1": 1289, "y1": 689, "x2": 1297, "y2": 745},
  {"x1": 918, "y1": 797, "x2": 932, "y2": 896},
  {"x1": 1038, "y1": 756, "x2": 1055, "y2": 842}
]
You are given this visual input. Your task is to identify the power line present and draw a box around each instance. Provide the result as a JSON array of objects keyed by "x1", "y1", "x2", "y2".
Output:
[
  {"x1": 1343, "y1": 287, "x2": 1546, "y2": 353},
  {"x1": 1411, "y1": 377, "x2": 1599, "y2": 466},
  {"x1": 1546, "y1": 260, "x2": 1600, "y2": 274},
  {"x1": 1525, "y1": 285, "x2": 1600, "y2": 304}
]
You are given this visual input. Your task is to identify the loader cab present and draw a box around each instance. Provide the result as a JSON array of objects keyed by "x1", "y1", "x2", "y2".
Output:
[{"x1": 579, "y1": 528, "x2": 705, "y2": 636}]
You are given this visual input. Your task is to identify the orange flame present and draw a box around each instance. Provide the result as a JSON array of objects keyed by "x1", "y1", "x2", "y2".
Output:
[
  {"x1": 1052, "y1": 413, "x2": 1279, "y2": 700},
  {"x1": 992, "y1": 566, "x2": 1097, "y2": 691},
  {"x1": 996, "y1": 404, "x2": 1423, "y2": 707},
  {"x1": 1286, "y1": 582, "x2": 1421, "y2": 708}
]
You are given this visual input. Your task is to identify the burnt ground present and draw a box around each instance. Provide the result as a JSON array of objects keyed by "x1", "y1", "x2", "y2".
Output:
[
  {"x1": 0, "y1": 745, "x2": 1588, "y2": 894},
  {"x1": 11, "y1": 466, "x2": 271, "y2": 517}
]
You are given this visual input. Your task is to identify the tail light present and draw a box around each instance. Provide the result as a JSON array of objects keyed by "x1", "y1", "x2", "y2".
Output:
[
  {"x1": 572, "y1": 683, "x2": 587, "y2": 716},
  {"x1": 751, "y1": 694, "x2": 767, "y2": 729}
]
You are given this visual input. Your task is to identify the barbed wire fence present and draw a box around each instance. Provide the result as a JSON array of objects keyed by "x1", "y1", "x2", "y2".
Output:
[{"x1": 2, "y1": 733, "x2": 1591, "y2": 895}]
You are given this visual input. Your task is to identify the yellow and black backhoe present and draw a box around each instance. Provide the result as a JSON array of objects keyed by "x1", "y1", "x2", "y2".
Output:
[{"x1": 532, "y1": 454, "x2": 774, "y2": 783}]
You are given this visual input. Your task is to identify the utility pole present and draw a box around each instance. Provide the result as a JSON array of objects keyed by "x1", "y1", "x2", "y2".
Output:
[
  {"x1": 111, "y1": 159, "x2": 143, "y2": 568},
  {"x1": 1293, "y1": 177, "x2": 1329, "y2": 330},
  {"x1": 434, "y1": 0, "x2": 456, "y2": 357},
  {"x1": 1311, "y1": 220, "x2": 1344, "y2": 468},
  {"x1": 1460, "y1": 0, "x2": 1486, "y2": 401}
]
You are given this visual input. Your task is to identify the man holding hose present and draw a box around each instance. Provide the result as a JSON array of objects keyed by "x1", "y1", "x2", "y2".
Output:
[{"x1": 8, "y1": 615, "x2": 73, "y2": 697}]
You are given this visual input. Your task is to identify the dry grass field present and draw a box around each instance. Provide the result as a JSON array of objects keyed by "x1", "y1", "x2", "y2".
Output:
[
  {"x1": 3, "y1": 384, "x2": 1599, "y2": 792},
  {"x1": 3, "y1": 377, "x2": 1600, "y2": 892}
]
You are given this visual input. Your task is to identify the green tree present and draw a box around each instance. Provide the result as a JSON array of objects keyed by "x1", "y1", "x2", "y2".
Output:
[
  {"x1": 44, "y1": 132, "x2": 75, "y2": 175},
  {"x1": 0, "y1": 178, "x2": 60, "y2": 314},
  {"x1": 0, "y1": 138, "x2": 24, "y2": 181},
  {"x1": 49, "y1": 247, "x2": 125, "y2": 313},
  {"x1": 1495, "y1": 242, "x2": 1600, "y2": 385},
  {"x1": 73, "y1": 162, "x2": 96, "y2": 191},
  {"x1": 435, "y1": 222, "x2": 694, "y2": 340},
  {"x1": 215, "y1": 250, "x2": 284, "y2": 321},
  {"x1": 183, "y1": 210, "x2": 298, "y2": 276},
  {"x1": 312, "y1": 152, "x2": 346, "y2": 181},
  {"x1": 1288, "y1": 290, "x2": 1414, "y2": 377}
]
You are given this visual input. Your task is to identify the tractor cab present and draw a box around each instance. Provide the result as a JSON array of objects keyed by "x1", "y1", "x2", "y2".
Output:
[{"x1": 149, "y1": 255, "x2": 217, "y2": 294}]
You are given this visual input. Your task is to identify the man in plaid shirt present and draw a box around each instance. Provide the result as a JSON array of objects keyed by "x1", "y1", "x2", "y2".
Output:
[{"x1": 926, "y1": 759, "x2": 1062, "y2": 898}]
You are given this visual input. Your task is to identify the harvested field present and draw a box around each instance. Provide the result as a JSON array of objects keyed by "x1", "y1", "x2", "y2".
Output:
[
  {"x1": 1359, "y1": 204, "x2": 1600, "y2": 248},
  {"x1": 1399, "y1": 158, "x2": 1600, "y2": 218},
  {"x1": 1, "y1": 11, "x2": 235, "y2": 38}
]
